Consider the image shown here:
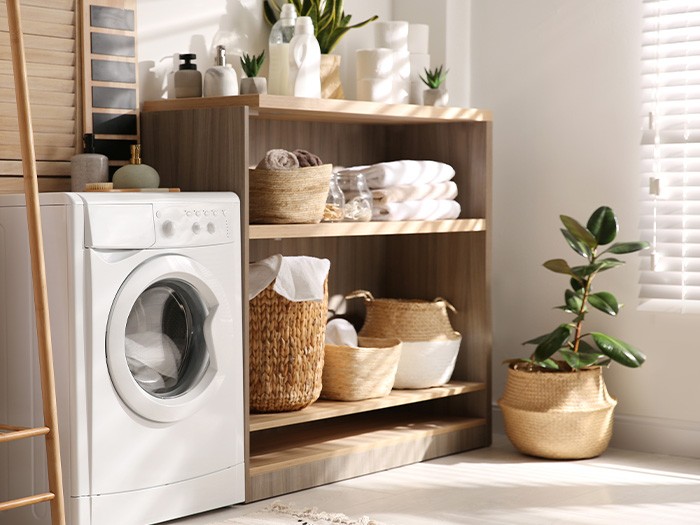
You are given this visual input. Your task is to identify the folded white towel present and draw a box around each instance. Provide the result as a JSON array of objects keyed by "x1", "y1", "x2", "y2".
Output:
[
  {"x1": 339, "y1": 160, "x2": 455, "y2": 189},
  {"x1": 372, "y1": 181, "x2": 458, "y2": 205},
  {"x1": 372, "y1": 200, "x2": 461, "y2": 221}
]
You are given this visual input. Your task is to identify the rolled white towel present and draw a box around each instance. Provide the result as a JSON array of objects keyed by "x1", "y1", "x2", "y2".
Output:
[
  {"x1": 325, "y1": 318, "x2": 358, "y2": 347},
  {"x1": 372, "y1": 200, "x2": 461, "y2": 221},
  {"x1": 372, "y1": 181, "x2": 458, "y2": 205},
  {"x1": 339, "y1": 160, "x2": 455, "y2": 188}
]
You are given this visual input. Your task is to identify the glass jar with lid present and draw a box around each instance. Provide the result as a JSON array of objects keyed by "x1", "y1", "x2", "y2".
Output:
[{"x1": 335, "y1": 171, "x2": 373, "y2": 222}]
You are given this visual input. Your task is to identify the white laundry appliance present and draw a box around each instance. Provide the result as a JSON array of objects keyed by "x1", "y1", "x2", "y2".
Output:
[{"x1": 0, "y1": 192, "x2": 245, "y2": 525}]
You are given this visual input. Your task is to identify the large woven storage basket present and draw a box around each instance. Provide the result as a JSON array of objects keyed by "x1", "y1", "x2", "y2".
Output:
[
  {"x1": 249, "y1": 279, "x2": 328, "y2": 412},
  {"x1": 321, "y1": 337, "x2": 402, "y2": 401},
  {"x1": 498, "y1": 366, "x2": 617, "y2": 459},
  {"x1": 249, "y1": 164, "x2": 333, "y2": 224},
  {"x1": 348, "y1": 290, "x2": 456, "y2": 341}
]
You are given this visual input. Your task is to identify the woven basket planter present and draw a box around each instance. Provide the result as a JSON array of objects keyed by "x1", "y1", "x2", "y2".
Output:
[
  {"x1": 498, "y1": 366, "x2": 617, "y2": 459},
  {"x1": 249, "y1": 280, "x2": 328, "y2": 412},
  {"x1": 321, "y1": 337, "x2": 402, "y2": 401},
  {"x1": 348, "y1": 290, "x2": 456, "y2": 341},
  {"x1": 249, "y1": 164, "x2": 333, "y2": 224}
]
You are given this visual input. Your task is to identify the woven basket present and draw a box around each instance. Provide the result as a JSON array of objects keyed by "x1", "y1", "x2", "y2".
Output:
[
  {"x1": 498, "y1": 366, "x2": 618, "y2": 459},
  {"x1": 348, "y1": 290, "x2": 456, "y2": 341},
  {"x1": 249, "y1": 279, "x2": 328, "y2": 412},
  {"x1": 321, "y1": 337, "x2": 402, "y2": 401},
  {"x1": 249, "y1": 164, "x2": 333, "y2": 224}
]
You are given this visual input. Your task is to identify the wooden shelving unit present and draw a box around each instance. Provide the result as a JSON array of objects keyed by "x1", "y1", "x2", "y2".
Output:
[{"x1": 141, "y1": 95, "x2": 492, "y2": 502}]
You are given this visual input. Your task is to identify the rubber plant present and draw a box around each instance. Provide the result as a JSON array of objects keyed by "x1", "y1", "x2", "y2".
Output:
[
  {"x1": 506, "y1": 206, "x2": 649, "y2": 372},
  {"x1": 263, "y1": 0, "x2": 378, "y2": 54}
]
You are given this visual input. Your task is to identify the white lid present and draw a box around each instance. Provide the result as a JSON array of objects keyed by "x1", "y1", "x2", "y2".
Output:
[
  {"x1": 295, "y1": 16, "x2": 314, "y2": 35},
  {"x1": 280, "y1": 3, "x2": 297, "y2": 19}
]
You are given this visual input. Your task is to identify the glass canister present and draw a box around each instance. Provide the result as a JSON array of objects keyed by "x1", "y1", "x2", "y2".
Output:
[
  {"x1": 336, "y1": 171, "x2": 373, "y2": 222},
  {"x1": 323, "y1": 173, "x2": 345, "y2": 222}
]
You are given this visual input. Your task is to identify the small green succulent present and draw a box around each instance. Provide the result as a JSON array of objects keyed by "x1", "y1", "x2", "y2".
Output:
[
  {"x1": 240, "y1": 51, "x2": 266, "y2": 78},
  {"x1": 420, "y1": 65, "x2": 448, "y2": 89}
]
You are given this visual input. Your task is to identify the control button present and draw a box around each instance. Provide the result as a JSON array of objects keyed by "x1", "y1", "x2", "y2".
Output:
[
  {"x1": 155, "y1": 210, "x2": 162, "y2": 218},
  {"x1": 192, "y1": 222, "x2": 201, "y2": 234},
  {"x1": 222, "y1": 209, "x2": 227, "y2": 217},
  {"x1": 195, "y1": 210, "x2": 201, "y2": 217},
  {"x1": 162, "y1": 220, "x2": 174, "y2": 236},
  {"x1": 212, "y1": 210, "x2": 218, "y2": 216},
  {"x1": 207, "y1": 222, "x2": 215, "y2": 234},
  {"x1": 186, "y1": 211, "x2": 193, "y2": 217},
  {"x1": 204, "y1": 210, "x2": 210, "y2": 217}
]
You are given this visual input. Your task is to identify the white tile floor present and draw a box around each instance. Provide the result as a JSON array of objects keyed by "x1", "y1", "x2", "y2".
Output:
[{"x1": 168, "y1": 435, "x2": 700, "y2": 524}]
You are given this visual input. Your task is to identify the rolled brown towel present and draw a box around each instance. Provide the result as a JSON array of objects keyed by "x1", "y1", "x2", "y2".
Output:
[
  {"x1": 257, "y1": 149, "x2": 300, "y2": 170},
  {"x1": 293, "y1": 149, "x2": 323, "y2": 167}
]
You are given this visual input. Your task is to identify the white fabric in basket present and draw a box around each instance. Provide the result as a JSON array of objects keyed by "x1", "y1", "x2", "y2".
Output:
[
  {"x1": 325, "y1": 318, "x2": 358, "y2": 347},
  {"x1": 249, "y1": 254, "x2": 330, "y2": 302}
]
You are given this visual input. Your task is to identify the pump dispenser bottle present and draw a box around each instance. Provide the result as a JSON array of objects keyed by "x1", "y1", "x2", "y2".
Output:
[
  {"x1": 112, "y1": 145, "x2": 160, "y2": 189},
  {"x1": 268, "y1": 3, "x2": 297, "y2": 95},
  {"x1": 70, "y1": 133, "x2": 108, "y2": 191},
  {"x1": 174, "y1": 53, "x2": 202, "y2": 98},
  {"x1": 203, "y1": 45, "x2": 239, "y2": 97},
  {"x1": 288, "y1": 16, "x2": 321, "y2": 98}
]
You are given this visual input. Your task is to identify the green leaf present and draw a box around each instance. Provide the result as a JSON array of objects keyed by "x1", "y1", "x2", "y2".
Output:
[
  {"x1": 537, "y1": 358, "x2": 561, "y2": 370},
  {"x1": 597, "y1": 258, "x2": 625, "y2": 271},
  {"x1": 587, "y1": 291, "x2": 620, "y2": 316},
  {"x1": 561, "y1": 215, "x2": 598, "y2": 249},
  {"x1": 523, "y1": 333, "x2": 550, "y2": 345},
  {"x1": 570, "y1": 277, "x2": 584, "y2": 292},
  {"x1": 587, "y1": 206, "x2": 618, "y2": 245},
  {"x1": 565, "y1": 289, "x2": 583, "y2": 312},
  {"x1": 606, "y1": 241, "x2": 650, "y2": 254},
  {"x1": 559, "y1": 348, "x2": 604, "y2": 369},
  {"x1": 591, "y1": 332, "x2": 647, "y2": 368},
  {"x1": 543, "y1": 258, "x2": 577, "y2": 277},
  {"x1": 534, "y1": 324, "x2": 572, "y2": 362},
  {"x1": 561, "y1": 229, "x2": 592, "y2": 258},
  {"x1": 263, "y1": 0, "x2": 280, "y2": 25}
]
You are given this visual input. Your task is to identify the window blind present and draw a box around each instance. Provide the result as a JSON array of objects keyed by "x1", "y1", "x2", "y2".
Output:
[
  {"x1": 0, "y1": 0, "x2": 76, "y2": 193},
  {"x1": 640, "y1": 0, "x2": 700, "y2": 312}
]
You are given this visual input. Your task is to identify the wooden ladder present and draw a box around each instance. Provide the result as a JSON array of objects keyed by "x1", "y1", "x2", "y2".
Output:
[{"x1": 0, "y1": 0, "x2": 66, "y2": 523}]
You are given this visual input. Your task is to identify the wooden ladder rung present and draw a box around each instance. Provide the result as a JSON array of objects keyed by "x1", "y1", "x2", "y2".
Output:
[
  {"x1": 0, "y1": 492, "x2": 55, "y2": 512},
  {"x1": 0, "y1": 423, "x2": 50, "y2": 443}
]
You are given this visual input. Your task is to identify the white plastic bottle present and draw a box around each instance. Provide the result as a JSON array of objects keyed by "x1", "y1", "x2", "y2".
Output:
[
  {"x1": 268, "y1": 3, "x2": 297, "y2": 95},
  {"x1": 288, "y1": 16, "x2": 321, "y2": 98},
  {"x1": 203, "y1": 45, "x2": 239, "y2": 97}
]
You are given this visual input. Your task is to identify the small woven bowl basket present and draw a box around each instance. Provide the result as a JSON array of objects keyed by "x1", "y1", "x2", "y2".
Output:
[
  {"x1": 321, "y1": 337, "x2": 402, "y2": 402},
  {"x1": 249, "y1": 164, "x2": 333, "y2": 224},
  {"x1": 249, "y1": 279, "x2": 328, "y2": 413}
]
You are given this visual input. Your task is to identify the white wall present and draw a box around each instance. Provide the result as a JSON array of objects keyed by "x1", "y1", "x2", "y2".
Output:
[{"x1": 472, "y1": 0, "x2": 700, "y2": 457}]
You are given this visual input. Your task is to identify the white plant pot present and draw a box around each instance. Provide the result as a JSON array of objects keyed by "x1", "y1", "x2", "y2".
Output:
[
  {"x1": 240, "y1": 77, "x2": 267, "y2": 95},
  {"x1": 423, "y1": 88, "x2": 449, "y2": 107}
]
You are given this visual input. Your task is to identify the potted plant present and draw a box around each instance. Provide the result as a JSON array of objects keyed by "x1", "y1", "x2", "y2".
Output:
[
  {"x1": 420, "y1": 65, "x2": 449, "y2": 107},
  {"x1": 240, "y1": 51, "x2": 267, "y2": 94},
  {"x1": 263, "y1": 0, "x2": 378, "y2": 99},
  {"x1": 499, "y1": 206, "x2": 648, "y2": 460}
]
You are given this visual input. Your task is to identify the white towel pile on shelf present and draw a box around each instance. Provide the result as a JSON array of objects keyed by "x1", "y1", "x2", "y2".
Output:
[{"x1": 338, "y1": 160, "x2": 461, "y2": 221}]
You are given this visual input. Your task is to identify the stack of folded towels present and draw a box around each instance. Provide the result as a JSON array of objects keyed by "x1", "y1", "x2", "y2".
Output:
[{"x1": 338, "y1": 160, "x2": 460, "y2": 221}]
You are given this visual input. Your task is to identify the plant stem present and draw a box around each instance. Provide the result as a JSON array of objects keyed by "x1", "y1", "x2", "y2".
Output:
[{"x1": 573, "y1": 253, "x2": 596, "y2": 353}]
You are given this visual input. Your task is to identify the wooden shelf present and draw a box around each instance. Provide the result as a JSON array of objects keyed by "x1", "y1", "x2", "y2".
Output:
[
  {"x1": 249, "y1": 381, "x2": 487, "y2": 432},
  {"x1": 142, "y1": 94, "x2": 492, "y2": 124},
  {"x1": 248, "y1": 413, "x2": 488, "y2": 500},
  {"x1": 249, "y1": 218, "x2": 486, "y2": 240}
]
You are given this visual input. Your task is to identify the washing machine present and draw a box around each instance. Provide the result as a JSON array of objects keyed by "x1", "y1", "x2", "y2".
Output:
[{"x1": 0, "y1": 192, "x2": 245, "y2": 524}]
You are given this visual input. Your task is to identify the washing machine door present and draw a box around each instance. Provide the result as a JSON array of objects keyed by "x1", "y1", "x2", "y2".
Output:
[{"x1": 106, "y1": 254, "x2": 234, "y2": 423}]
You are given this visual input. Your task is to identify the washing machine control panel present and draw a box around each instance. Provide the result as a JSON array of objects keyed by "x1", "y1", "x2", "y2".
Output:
[{"x1": 152, "y1": 202, "x2": 236, "y2": 247}]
